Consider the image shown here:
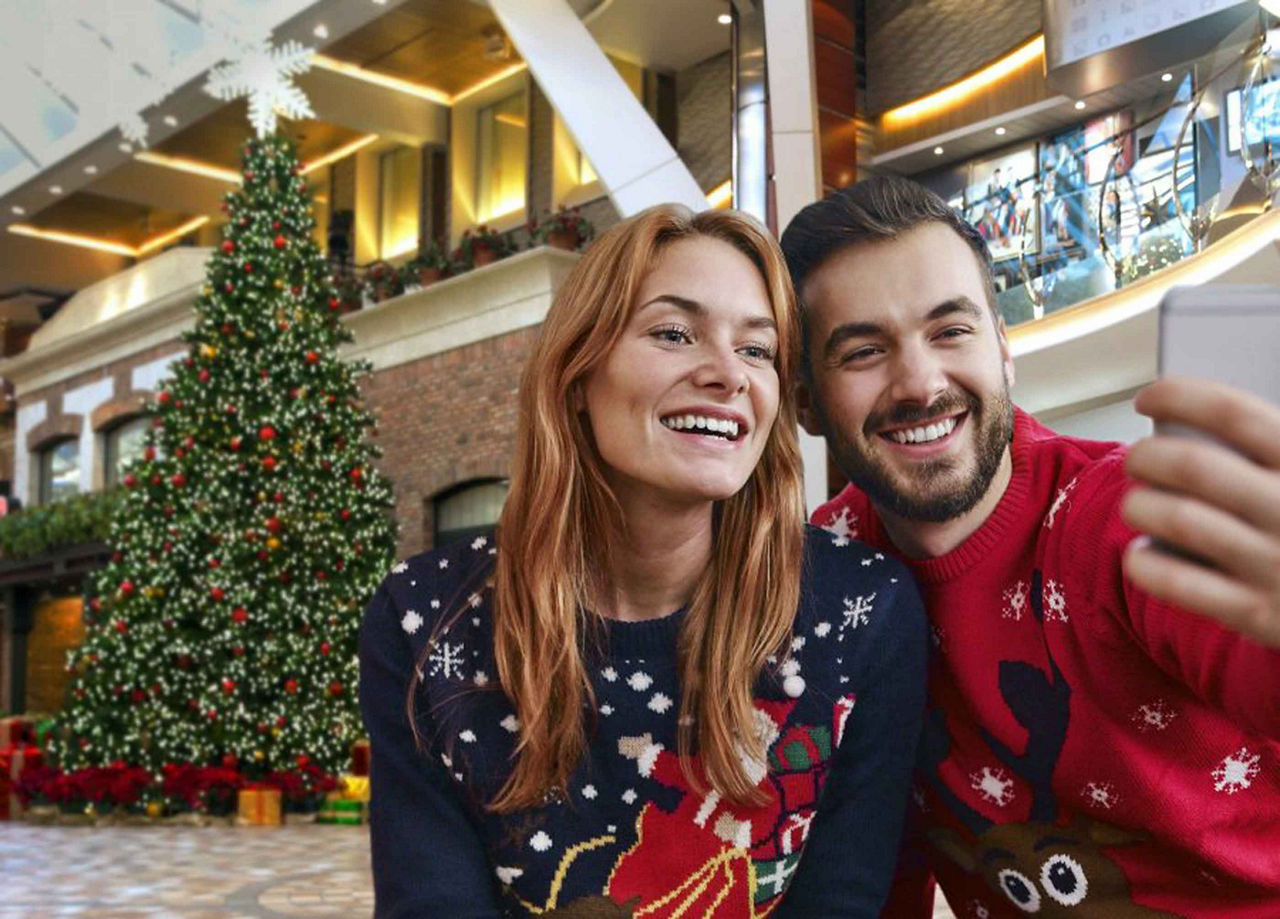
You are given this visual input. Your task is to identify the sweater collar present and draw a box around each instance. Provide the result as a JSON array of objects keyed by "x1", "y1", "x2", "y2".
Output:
[{"x1": 597, "y1": 608, "x2": 686, "y2": 661}]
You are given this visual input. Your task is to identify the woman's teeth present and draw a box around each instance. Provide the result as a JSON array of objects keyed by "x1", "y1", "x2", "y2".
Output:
[
  {"x1": 661, "y1": 414, "x2": 740, "y2": 440},
  {"x1": 884, "y1": 416, "x2": 957, "y2": 445}
]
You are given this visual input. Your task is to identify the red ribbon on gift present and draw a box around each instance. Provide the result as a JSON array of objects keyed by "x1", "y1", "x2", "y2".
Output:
[{"x1": 0, "y1": 744, "x2": 43, "y2": 821}]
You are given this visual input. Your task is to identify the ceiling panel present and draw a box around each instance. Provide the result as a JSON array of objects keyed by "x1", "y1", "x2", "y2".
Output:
[
  {"x1": 26, "y1": 192, "x2": 195, "y2": 248},
  {"x1": 154, "y1": 102, "x2": 366, "y2": 172}
]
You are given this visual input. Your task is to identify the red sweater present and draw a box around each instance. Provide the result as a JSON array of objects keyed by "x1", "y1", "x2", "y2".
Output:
[{"x1": 812, "y1": 409, "x2": 1280, "y2": 919}]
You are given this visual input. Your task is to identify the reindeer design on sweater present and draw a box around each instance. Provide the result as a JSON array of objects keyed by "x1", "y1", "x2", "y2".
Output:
[{"x1": 924, "y1": 571, "x2": 1183, "y2": 918}]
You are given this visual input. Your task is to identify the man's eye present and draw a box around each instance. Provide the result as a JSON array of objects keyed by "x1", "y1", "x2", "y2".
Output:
[
  {"x1": 841, "y1": 347, "x2": 880, "y2": 364},
  {"x1": 936, "y1": 326, "x2": 972, "y2": 340}
]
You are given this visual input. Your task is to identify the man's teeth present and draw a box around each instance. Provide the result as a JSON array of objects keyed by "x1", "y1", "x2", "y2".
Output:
[
  {"x1": 885, "y1": 416, "x2": 957, "y2": 444},
  {"x1": 661, "y1": 414, "x2": 740, "y2": 439}
]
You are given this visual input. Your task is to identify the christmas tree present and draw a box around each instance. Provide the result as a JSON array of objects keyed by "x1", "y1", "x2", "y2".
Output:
[{"x1": 47, "y1": 134, "x2": 397, "y2": 785}]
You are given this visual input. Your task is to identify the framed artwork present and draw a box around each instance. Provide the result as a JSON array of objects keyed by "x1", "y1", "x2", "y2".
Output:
[{"x1": 964, "y1": 144, "x2": 1039, "y2": 261}]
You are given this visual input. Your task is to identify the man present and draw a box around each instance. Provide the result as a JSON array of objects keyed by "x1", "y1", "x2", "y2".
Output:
[{"x1": 780, "y1": 176, "x2": 1280, "y2": 917}]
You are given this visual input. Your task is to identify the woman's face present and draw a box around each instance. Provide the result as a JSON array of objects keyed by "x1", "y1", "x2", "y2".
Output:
[{"x1": 583, "y1": 235, "x2": 781, "y2": 510}]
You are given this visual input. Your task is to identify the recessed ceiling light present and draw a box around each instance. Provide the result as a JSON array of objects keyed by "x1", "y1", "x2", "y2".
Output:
[
  {"x1": 49, "y1": 185, "x2": 63, "y2": 195},
  {"x1": 314, "y1": 23, "x2": 329, "y2": 38},
  {"x1": 1074, "y1": 99, "x2": 1086, "y2": 110},
  {"x1": 372, "y1": 0, "x2": 386, "y2": 4},
  {"x1": 933, "y1": 146, "x2": 944, "y2": 155},
  {"x1": 1161, "y1": 72, "x2": 1173, "y2": 82},
  {"x1": 163, "y1": 115, "x2": 178, "y2": 127},
  {"x1": 718, "y1": 13, "x2": 732, "y2": 24},
  {"x1": 994, "y1": 126, "x2": 1007, "y2": 136},
  {"x1": 11, "y1": 206, "x2": 25, "y2": 215},
  {"x1": 119, "y1": 142, "x2": 133, "y2": 153},
  {"x1": 84, "y1": 164, "x2": 98, "y2": 175}
]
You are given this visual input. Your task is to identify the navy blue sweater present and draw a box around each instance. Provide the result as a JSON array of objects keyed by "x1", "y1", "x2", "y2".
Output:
[{"x1": 358, "y1": 525, "x2": 927, "y2": 918}]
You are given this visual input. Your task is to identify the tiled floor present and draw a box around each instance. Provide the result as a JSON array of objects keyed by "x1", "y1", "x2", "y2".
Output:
[
  {"x1": 0, "y1": 823, "x2": 374, "y2": 918},
  {"x1": 0, "y1": 822, "x2": 957, "y2": 918}
]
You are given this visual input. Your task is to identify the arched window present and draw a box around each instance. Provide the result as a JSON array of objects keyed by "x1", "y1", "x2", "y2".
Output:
[
  {"x1": 433, "y1": 479, "x2": 509, "y2": 549},
  {"x1": 38, "y1": 438, "x2": 80, "y2": 505},
  {"x1": 104, "y1": 416, "x2": 151, "y2": 488}
]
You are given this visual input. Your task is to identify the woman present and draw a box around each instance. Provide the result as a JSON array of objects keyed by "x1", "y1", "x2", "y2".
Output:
[{"x1": 359, "y1": 205, "x2": 926, "y2": 918}]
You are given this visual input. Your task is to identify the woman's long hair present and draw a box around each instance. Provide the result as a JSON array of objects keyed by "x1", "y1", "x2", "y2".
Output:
[{"x1": 430, "y1": 205, "x2": 805, "y2": 813}]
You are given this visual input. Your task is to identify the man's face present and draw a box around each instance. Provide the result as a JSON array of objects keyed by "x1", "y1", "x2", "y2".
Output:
[{"x1": 797, "y1": 222, "x2": 1015, "y2": 523}]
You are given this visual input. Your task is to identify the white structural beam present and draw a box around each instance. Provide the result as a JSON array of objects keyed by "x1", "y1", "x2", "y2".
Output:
[
  {"x1": 486, "y1": 0, "x2": 706, "y2": 216},
  {"x1": 763, "y1": 0, "x2": 828, "y2": 513}
]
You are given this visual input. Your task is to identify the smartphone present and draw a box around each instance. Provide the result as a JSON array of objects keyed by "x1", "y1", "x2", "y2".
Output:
[
  {"x1": 1157, "y1": 285, "x2": 1280, "y2": 440},
  {"x1": 1154, "y1": 285, "x2": 1280, "y2": 564}
]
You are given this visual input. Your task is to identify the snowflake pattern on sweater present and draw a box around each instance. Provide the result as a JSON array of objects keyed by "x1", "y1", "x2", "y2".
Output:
[{"x1": 359, "y1": 525, "x2": 928, "y2": 918}]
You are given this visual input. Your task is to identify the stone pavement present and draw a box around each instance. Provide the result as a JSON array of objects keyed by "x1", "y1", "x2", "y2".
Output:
[
  {"x1": 0, "y1": 823, "x2": 373, "y2": 918},
  {"x1": 0, "y1": 822, "x2": 959, "y2": 918}
]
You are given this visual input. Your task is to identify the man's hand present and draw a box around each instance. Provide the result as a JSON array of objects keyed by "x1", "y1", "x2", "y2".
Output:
[{"x1": 1121, "y1": 377, "x2": 1280, "y2": 647}]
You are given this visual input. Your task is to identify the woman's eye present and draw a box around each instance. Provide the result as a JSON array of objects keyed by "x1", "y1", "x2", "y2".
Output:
[
  {"x1": 651, "y1": 326, "x2": 691, "y2": 345},
  {"x1": 739, "y1": 344, "x2": 776, "y2": 361}
]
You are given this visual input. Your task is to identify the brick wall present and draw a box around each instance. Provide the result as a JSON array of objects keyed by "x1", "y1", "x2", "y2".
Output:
[
  {"x1": 865, "y1": 0, "x2": 1041, "y2": 114},
  {"x1": 358, "y1": 324, "x2": 541, "y2": 560}
]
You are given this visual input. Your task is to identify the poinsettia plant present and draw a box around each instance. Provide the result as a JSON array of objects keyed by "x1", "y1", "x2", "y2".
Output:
[
  {"x1": 452, "y1": 224, "x2": 514, "y2": 270},
  {"x1": 529, "y1": 205, "x2": 594, "y2": 250}
]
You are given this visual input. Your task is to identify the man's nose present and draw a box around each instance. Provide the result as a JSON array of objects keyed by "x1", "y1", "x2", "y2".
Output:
[{"x1": 887, "y1": 340, "x2": 947, "y2": 407}]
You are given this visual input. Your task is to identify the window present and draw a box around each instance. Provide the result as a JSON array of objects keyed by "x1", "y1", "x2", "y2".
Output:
[
  {"x1": 476, "y1": 90, "x2": 528, "y2": 221},
  {"x1": 434, "y1": 479, "x2": 509, "y2": 549},
  {"x1": 38, "y1": 438, "x2": 80, "y2": 504},
  {"x1": 379, "y1": 145, "x2": 421, "y2": 259},
  {"x1": 104, "y1": 416, "x2": 150, "y2": 488}
]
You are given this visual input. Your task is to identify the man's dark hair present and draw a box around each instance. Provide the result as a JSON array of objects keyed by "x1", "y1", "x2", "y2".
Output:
[{"x1": 780, "y1": 175, "x2": 1000, "y2": 373}]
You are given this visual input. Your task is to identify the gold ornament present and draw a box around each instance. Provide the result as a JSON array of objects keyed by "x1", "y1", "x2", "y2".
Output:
[
  {"x1": 146, "y1": 801, "x2": 163, "y2": 818},
  {"x1": 272, "y1": 727, "x2": 282, "y2": 738},
  {"x1": 274, "y1": 279, "x2": 285, "y2": 289},
  {"x1": 254, "y1": 749, "x2": 265, "y2": 761},
  {"x1": 267, "y1": 537, "x2": 281, "y2": 550},
  {"x1": 200, "y1": 344, "x2": 217, "y2": 360},
  {"x1": 292, "y1": 442, "x2": 304, "y2": 455},
  {"x1": 202, "y1": 285, "x2": 213, "y2": 297}
]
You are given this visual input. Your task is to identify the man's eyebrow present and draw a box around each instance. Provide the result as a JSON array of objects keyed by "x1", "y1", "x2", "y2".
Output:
[
  {"x1": 822, "y1": 321, "x2": 884, "y2": 362},
  {"x1": 926, "y1": 297, "x2": 984, "y2": 322},
  {"x1": 639, "y1": 294, "x2": 777, "y2": 332}
]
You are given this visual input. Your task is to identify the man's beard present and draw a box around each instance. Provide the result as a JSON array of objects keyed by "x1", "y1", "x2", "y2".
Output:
[{"x1": 819, "y1": 385, "x2": 1014, "y2": 524}]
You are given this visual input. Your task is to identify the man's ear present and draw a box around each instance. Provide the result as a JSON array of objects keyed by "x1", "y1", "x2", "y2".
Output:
[
  {"x1": 795, "y1": 378, "x2": 824, "y2": 437},
  {"x1": 996, "y1": 315, "x2": 1016, "y2": 389}
]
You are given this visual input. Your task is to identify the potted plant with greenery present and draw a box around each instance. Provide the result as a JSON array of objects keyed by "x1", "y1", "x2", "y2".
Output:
[
  {"x1": 403, "y1": 238, "x2": 452, "y2": 288},
  {"x1": 453, "y1": 224, "x2": 513, "y2": 270},
  {"x1": 530, "y1": 205, "x2": 595, "y2": 251},
  {"x1": 363, "y1": 261, "x2": 403, "y2": 303}
]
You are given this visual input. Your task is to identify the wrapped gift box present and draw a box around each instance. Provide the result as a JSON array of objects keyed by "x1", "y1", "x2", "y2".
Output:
[
  {"x1": 350, "y1": 739, "x2": 370, "y2": 777},
  {"x1": 317, "y1": 796, "x2": 366, "y2": 825},
  {"x1": 0, "y1": 716, "x2": 34, "y2": 748},
  {"x1": 0, "y1": 744, "x2": 42, "y2": 821},
  {"x1": 338, "y1": 774, "x2": 369, "y2": 802},
  {"x1": 236, "y1": 786, "x2": 282, "y2": 826}
]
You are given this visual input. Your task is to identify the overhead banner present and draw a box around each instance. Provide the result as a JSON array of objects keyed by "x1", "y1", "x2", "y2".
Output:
[{"x1": 1043, "y1": 0, "x2": 1257, "y2": 97}]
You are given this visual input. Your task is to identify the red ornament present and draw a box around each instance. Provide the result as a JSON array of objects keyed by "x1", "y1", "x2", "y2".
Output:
[
  {"x1": 259, "y1": 425, "x2": 276, "y2": 441},
  {"x1": 209, "y1": 557, "x2": 221, "y2": 568},
  {"x1": 276, "y1": 715, "x2": 287, "y2": 728},
  {"x1": 222, "y1": 753, "x2": 238, "y2": 769},
  {"x1": 185, "y1": 357, "x2": 195, "y2": 368},
  {"x1": 260, "y1": 368, "x2": 269, "y2": 380},
  {"x1": 242, "y1": 261, "x2": 253, "y2": 273},
  {"x1": 274, "y1": 235, "x2": 287, "y2": 249},
  {"x1": 132, "y1": 689, "x2": 147, "y2": 703},
  {"x1": 245, "y1": 169, "x2": 255, "y2": 180},
  {"x1": 207, "y1": 709, "x2": 218, "y2": 721},
  {"x1": 120, "y1": 580, "x2": 135, "y2": 597},
  {"x1": 221, "y1": 322, "x2": 234, "y2": 335},
  {"x1": 174, "y1": 448, "x2": 186, "y2": 460},
  {"x1": 185, "y1": 435, "x2": 195, "y2": 449},
  {"x1": 230, "y1": 436, "x2": 242, "y2": 451},
  {"x1": 339, "y1": 508, "x2": 351, "y2": 521},
  {"x1": 211, "y1": 586, "x2": 225, "y2": 601},
  {"x1": 188, "y1": 699, "x2": 199, "y2": 711},
  {"x1": 296, "y1": 754, "x2": 309, "y2": 767},
  {"x1": 272, "y1": 221, "x2": 281, "y2": 230},
  {"x1": 144, "y1": 446, "x2": 156, "y2": 461},
  {"x1": 328, "y1": 681, "x2": 343, "y2": 696},
  {"x1": 285, "y1": 678, "x2": 298, "y2": 694},
  {"x1": 349, "y1": 468, "x2": 364, "y2": 484},
  {"x1": 328, "y1": 297, "x2": 340, "y2": 311},
  {"x1": 257, "y1": 549, "x2": 269, "y2": 562},
  {"x1": 226, "y1": 404, "x2": 238, "y2": 415},
  {"x1": 123, "y1": 474, "x2": 137, "y2": 488},
  {"x1": 315, "y1": 570, "x2": 327, "y2": 581},
  {"x1": 162, "y1": 541, "x2": 173, "y2": 553},
  {"x1": 266, "y1": 517, "x2": 282, "y2": 533},
  {"x1": 90, "y1": 597, "x2": 102, "y2": 613},
  {"x1": 232, "y1": 645, "x2": 245, "y2": 657},
  {"x1": 290, "y1": 285, "x2": 301, "y2": 296},
  {"x1": 327, "y1": 394, "x2": 337, "y2": 405},
  {"x1": 320, "y1": 641, "x2": 331, "y2": 655},
  {"x1": 222, "y1": 679, "x2": 236, "y2": 695},
  {"x1": 262, "y1": 456, "x2": 277, "y2": 471},
  {"x1": 257, "y1": 722, "x2": 269, "y2": 734},
  {"x1": 273, "y1": 491, "x2": 284, "y2": 503},
  {"x1": 225, "y1": 281, "x2": 234, "y2": 293},
  {"x1": 279, "y1": 320, "x2": 291, "y2": 331},
  {"x1": 304, "y1": 350, "x2": 319, "y2": 364},
  {"x1": 157, "y1": 391, "x2": 171, "y2": 405},
  {"x1": 198, "y1": 369, "x2": 210, "y2": 383},
  {"x1": 231, "y1": 606, "x2": 248, "y2": 624},
  {"x1": 171, "y1": 473, "x2": 186, "y2": 487},
  {"x1": 114, "y1": 619, "x2": 128, "y2": 634},
  {"x1": 221, "y1": 239, "x2": 235, "y2": 254}
]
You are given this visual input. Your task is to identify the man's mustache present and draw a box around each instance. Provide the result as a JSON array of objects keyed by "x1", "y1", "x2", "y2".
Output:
[{"x1": 863, "y1": 391, "x2": 978, "y2": 436}]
